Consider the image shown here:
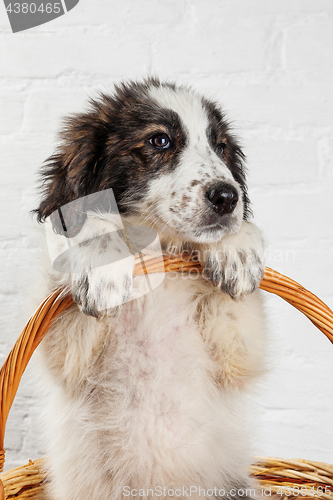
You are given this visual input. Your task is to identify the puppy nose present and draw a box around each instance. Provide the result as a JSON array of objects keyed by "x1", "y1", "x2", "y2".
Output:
[{"x1": 206, "y1": 183, "x2": 239, "y2": 216}]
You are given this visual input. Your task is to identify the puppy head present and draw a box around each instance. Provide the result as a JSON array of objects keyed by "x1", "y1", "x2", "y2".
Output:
[{"x1": 36, "y1": 78, "x2": 250, "y2": 243}]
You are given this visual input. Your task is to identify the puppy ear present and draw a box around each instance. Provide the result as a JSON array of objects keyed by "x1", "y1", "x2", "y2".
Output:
[
  {"x1": 49, "y1": 198, "x2": 87, "y2": 239},
  {"x1": 35, "y1": 104, "x2": 109, "y2": 236}
]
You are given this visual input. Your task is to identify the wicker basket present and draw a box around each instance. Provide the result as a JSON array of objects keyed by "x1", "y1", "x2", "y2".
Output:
[{"x1": 0, "y1": 254, "x2": 332, "y2": 500}]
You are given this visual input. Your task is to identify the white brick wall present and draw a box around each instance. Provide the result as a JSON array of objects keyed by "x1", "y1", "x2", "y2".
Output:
[{"x1": 0, "y1": 0, "x2": 332, "y2": 472}]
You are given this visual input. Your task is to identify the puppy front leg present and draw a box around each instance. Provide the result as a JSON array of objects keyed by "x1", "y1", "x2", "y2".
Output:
[
  {"x1": 195, "y1": 222, "x2": 267, "y2": 389},
  {"x1": 48, "y1": 213, "x2": 135, "y2": 318},
  {"x1": 41, "y1": 215, "x2": 135, "y2": 387},
  {"x1": 70, "y1": 221, "x2": 135, "y2": 319},
  {"x1": 199, "y1": 221, "x2": 265, "y2": 299}
]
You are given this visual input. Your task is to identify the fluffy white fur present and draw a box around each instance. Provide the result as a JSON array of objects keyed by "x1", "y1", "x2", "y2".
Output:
[{"x1": 34, "y1": 83, "x2": 267, "y2": 500}]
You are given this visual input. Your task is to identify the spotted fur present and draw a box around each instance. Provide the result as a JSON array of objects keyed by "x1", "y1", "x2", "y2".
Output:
[{"x1": 34, "y1": 78, "x2": 267, "y2": 500}]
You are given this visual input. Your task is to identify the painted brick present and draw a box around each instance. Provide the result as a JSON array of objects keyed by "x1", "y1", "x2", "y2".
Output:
[
  {"x1": 0, "y1": 91, "x2": 24, "y2": 135},
  {"x1": 0, "y1": 135, "x2": 54, "y2": 185},
  {"x1": 47, "y1": 0, "x2": 186, "y2": 27},
  {"x1": 211, "y1": 82, "x2": 333, "y2": 128},
  {"x1": 0, "y1": 30, "x2": 151, "y2": 78},
  {"x1": 192, "y1": 0, "x2": 333, "y2": 17},
  {"x1": 23, "y1": 87, "x2": 89, "y2": 133},
  {"x1": 152, "y1": 20, "x2": 267, "y2": 76},
  {"x1": 244, "y1": 132, "x2": 318, "y2": 186},
  {"x1": 250, "y1": 185, "x2": 333, "y2": 250},
  {"x1": 285, "y1": 20, "x2": 333, "y2": 77}
]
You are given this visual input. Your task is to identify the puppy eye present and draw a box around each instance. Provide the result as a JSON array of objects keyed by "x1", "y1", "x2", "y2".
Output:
[
  {"x1": 216, "y1": 143, "x2": 225, "y2": 155},
  {"x1": 150, "y1": 133, "x2": 171, "y2": 150}
]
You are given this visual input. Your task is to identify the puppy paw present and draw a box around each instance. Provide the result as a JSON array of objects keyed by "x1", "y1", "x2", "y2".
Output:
[
  {"x1": 200, "y1": 222, "x2": 265, "y2": 299},
  {"x1": 71, "y1": 256, "x2": 135, "y2": 318}
]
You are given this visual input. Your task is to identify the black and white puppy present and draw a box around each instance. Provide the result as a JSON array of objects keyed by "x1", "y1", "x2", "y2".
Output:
[{"x1": 35, "y1": 78, "x2": 267, "y2": 500}]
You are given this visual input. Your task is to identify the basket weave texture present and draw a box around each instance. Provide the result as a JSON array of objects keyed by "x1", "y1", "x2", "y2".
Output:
[
  {"x1": 1, "y1": 456, "x2": 333, "y2": 500},
  {"x1": 0, "y1": 254, "x2": 332, "y2": 499}
]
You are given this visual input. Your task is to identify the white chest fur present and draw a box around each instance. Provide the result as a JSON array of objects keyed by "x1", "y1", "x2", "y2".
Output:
[{"x1": 40, "y1": 273, "x2": 266, "y2": 500}]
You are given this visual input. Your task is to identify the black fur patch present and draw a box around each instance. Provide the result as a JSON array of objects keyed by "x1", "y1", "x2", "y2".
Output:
[{"x1": 202, "y1": 97, "x2": 251, "y2": 220}]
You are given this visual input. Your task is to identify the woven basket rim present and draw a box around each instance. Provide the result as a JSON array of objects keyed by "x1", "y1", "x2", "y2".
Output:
[{"x1": 0, "y1": 253, "x2": 332, "y2": 497}]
